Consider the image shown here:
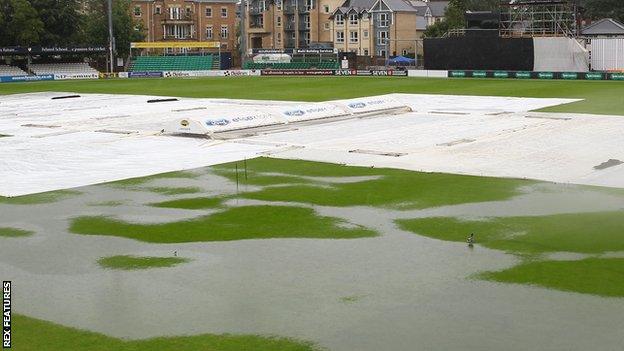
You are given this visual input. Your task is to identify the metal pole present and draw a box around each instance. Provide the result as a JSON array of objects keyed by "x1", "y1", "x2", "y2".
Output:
[{"x1": 107, "y1": 0, "x2": 115, "y2": 73}]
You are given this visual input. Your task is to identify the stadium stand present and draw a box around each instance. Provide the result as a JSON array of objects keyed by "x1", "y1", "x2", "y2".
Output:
[
  {"x1": 29, "y1": 62, "x2": 99, "y2": 75},
  {"x1": 129, "y1": 55, "x2": 219, "y2": 71},
  {"x1": 0, "y1": 64, "x2": 28, "y2": 76}
]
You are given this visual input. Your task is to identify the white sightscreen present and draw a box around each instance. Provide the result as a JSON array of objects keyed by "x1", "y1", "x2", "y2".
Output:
[
  {"x1": 533, "y1": 37, "x2": 589, "y2": 72},
  {"x1": 590, "y1": 38, "x2": 624, "y2": 71}
]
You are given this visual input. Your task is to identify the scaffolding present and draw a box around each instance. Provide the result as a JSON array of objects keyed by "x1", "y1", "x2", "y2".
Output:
[{"x1": 499, "y1": 0, "x2": 579, "y2": 38}]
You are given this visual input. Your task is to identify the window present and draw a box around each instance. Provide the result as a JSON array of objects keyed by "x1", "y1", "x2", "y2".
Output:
[
  {"x1": 133, "y1": 6, "x2": 141, "y2": 16},
  {"x1": 349, "y1": 14, "x2": 358, "y2": 26},
  {"x1": 304, "y1": 14, "x2": 310, "y2": 29},
  {"x1": 364, "y1": 49, "x2": 369, "y2": 56},
  {"x1": 169, "y1": 7, "x2": 181, "y2": 20},
  {"x1": 291, "y1": 32, "x2": 296, "y2": 39},
  {"x1": 349, "y1": 31, "x2": 358, "y2": 43},
  {"x1": 324, "y1": 22, "x2": 330, "y2": 30},
  {"x1": 205, "y1": 7, "x2": 212, "y2": 17},
  {"x1": 361, "y1": 12, "x2": 368, "y2": 20},
  {"x1": 185, "y1": 7, "x2": 191, "y2": 17},
  {"x1": 335, "y1": 14, "x2": 344, "y2": 26},
  {"x1": 336, "y1": 31, "x2": 344, "y2": 43},
  {"x1": 221, "y1": 7, "x2": 228, "y2": 18},
  {"x1": 221, "y1": 25, "x2": 228, "y2": 39},
  {"x1": 379, "y1": 13, "x2": 389, "y2": 27},
  {"x1": 363, "y1": 30, "x2": 369, "y2": 38},
  {"x1": 155, "y1": 6, "x2": 161, "y2": 15},
  {"x1": 304, "y1": 32, "x2": 310, "y2": 44},
  {"x1": 377, "y1": 30, "x2": 387, "y2": 45},
  {"x1": 206, "y1": 26, "x2": 213, "y2": 39},
  {"x1": 276, "y1": 0, "x2": 282, "y2": 10},
  {"x1": 277, "y1": 16, "x2": 281, "y2": 26},
  {"x1": 323, "y1": 5, "x2": 330, "y2": 13},
  {"x1": 402, "y1": 49, "x2": 408, "y2": 55},
  {"x1": 277, "y1": 32, "x2": 281, "y2": 43},
  {"x1": 305, "y1": 0, "x2": 313, "y2": 11},
  {"x1": 379, "y1": 49, "x2": 386, "y2": 57}
]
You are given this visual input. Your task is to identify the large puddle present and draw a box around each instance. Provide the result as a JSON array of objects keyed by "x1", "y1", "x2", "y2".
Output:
[{"x1": 1, "y1": 169, "x2": 623, "y2": 350}]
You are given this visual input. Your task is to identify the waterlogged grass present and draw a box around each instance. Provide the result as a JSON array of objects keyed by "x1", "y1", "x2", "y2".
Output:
[
  {"x1": 213, "y1": 168, "x2": 313, "y2": 186},
  {"x1": 108, "y1": 170, "x2": 199, "y2": 187},
  {"x1": 146, "y1": 186, "x2": 202, "y2": 195},
  {"x1": 70, "y1": 205, "x2": 376, "y2": 243},
  {"x1": 150, "y1": 196, "x2": 225, "y2": 210},
  {"x1": 397, "y1": 211, "x2": 624, "y2": 255},
  {"x1": 87, "y1": 200, "x2": 125, "y2": 207},
  {"x1": 220, "y1": 158, "x2": 531, "y2": 209},
  {"x1": 0, "y1": 227, "x2": 33, "y2": 238},
  {"x1": 0, "y1": 190, "x2": 80, "y2": 205},
  {"x1": 12, "y1": 314, "x2": 320, "y2": 351},
  {"x1": 2, "y1": 76, "x2": 624, "y2": 115},
  {"x1": 480, "y1": 258, "x2": 624, "y2": 298},
  {"x1": 98, "y1": 255, "x2": 189, "y2": 270}
]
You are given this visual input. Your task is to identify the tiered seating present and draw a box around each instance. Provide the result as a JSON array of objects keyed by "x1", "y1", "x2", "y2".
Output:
[
  {"x1": 243, "y1": 61, "x2": 339, "y2": 70},
  {"x1": 29, "y1": 62, "x2": 99, "y2": 75},
  {"x1": 130, "y1": 56, "x2": 216, "y2": 71},
  {"x1": 0, "y1": 64, "x2": 28, "y2": 76}
]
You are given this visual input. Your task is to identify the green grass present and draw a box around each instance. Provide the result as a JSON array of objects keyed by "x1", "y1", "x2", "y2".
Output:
[
  {"x1": 12, "y1": 314, "x2": 320, "y2": 351},
  {"x1": 0, "y1": 227, "x2": 33, "y2": 237},
  {"x1": 149, "y1": 196, "x2": 225, "y2": 210},
  {"x1": 0, "y1": 190, "x2": 80, "y2": 205},
  {"x1": 480, "y1": 258, "x2": 624, "y2": 298},
  {"x1": 1, "y1": 76, "x2": 623, "y2": 115},
  {"x1": 97, "y1": 255, "x2": 189, "y2": 270},
  {"x1": 397, "y1": 211, "x2": 624, "y2": 255},
  {"x1": 222, "y1": 158, "x2": 531, "y2": 209},
  {"x1": 70, "y1": 205, "x2": 376, "y2": 243}
]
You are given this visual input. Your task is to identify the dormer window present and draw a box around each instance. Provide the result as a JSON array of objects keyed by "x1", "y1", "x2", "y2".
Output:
[
  {"x1": 349, "y1": 13, "x2": 358, "y2": 25},
  {"x1": 335, "y1": 14, "x2": 344, "y2": 26}
]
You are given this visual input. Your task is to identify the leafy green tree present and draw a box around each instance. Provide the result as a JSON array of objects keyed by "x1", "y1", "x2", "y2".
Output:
[
  {"x1": 0, "y1": 0, "x2": 44, "y2": 46},
  {"x1": 424, "y1": 0, "x2": 500, "y2": 38},
  {"x1": 582, "y1": 0, "x2": 624, "y2": 23},
  {"x1": 83, "y1": 0, "x2": 145, "y2": 58},
  {"x1": 30, "y1": 0, "x2": 83, "y2": 46}
]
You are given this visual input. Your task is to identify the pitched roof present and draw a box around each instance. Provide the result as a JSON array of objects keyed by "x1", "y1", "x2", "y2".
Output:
[{"x1": 581, "y1": 18, "x2": 624, "y2": 36}]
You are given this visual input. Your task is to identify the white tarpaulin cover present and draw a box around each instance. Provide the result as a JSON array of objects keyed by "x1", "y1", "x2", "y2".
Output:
[
  {"x1": 533, "y1": 37, "x2": 589, "y2": 72},
  {"x1": 4, "y1": 92, "x2": 624, "y2": 197}
]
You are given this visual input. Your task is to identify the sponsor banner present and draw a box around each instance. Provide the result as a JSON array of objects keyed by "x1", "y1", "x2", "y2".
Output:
[
  {"x1": 448, "y1": 70, "x2": 613, "y2": 81},
  {"x1": 493, "y1": 71, "x2": 509, "y2": 78},
  {"x1": 407, "y1": 70, "x2": 448, "y2": 78},
  {"x1": 261, "y1": 69, "x2": 335, "y2": 76},
  {"x1": 0, "y1": 74, "x2": 54, "y2": 83},
  {"x1": 561, "y1": 72, "x2": 579, "y2": 80},
  {"x1": 585, "y1": 72, "x2": 604, "y2": 80},
  {"x1": 131, "y1": 41, "x2": 219, "y2": 49},
  {"x1": 337, "y1": 96, "x2": 409, "y2": 115},
  {"x1": 118, "y1": 72, "x2": 129, "y2": 79},
  {"x1": 355, "y1": 70, "x2": 408, "y2": 76},
  {"x1": 203, "y1": 113, "x2": 281, "y2": 132},
  {"x1": 611, "y1": 73, "x2": 624, "y2": 81},
  {"x1": 128, "y1": 71, "x2": 163, "y2": 78},
  {"x1": 334, "y1": 69, "x2": 357, "y2": 76},
  {"x1": 163, "y1": 70, "x2": 260, "y2": 78},
  {"x1": 0, "y1": 46, "x2": 105, "y2": 55},
  {"x1": 54, "y1": 73, "x2": 99, "y2": 80},
  {"x1": 280, "y1": 103, "x2": 348, "y2": 122}
]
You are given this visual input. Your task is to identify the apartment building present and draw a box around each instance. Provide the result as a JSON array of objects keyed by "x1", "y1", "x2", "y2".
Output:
[
  {"x1": 245, "y1": 0, "x2": 345, "y2": 49},
  {"x1": 131, "y1": 0, "x2": 238, "y2": 50},
  {"x1": 330, "y1": 0, "x2": 447, "y2": 56}
]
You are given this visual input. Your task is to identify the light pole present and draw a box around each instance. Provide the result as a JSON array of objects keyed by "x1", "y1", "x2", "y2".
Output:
[{"x1": 107, "y1": 0, "x2": 115, "y2": 73}]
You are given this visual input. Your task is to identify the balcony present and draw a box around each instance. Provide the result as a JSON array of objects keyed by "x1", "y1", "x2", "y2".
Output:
[
  {"x1": 162, "y1": 13, "x2": 194, "y2": 24},
  {"x1": 163, "y1": 35, "x2": 196, "y2": 40}
]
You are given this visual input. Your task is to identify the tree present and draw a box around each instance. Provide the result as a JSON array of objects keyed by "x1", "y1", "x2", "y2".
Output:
[
  {"x1": 83, "y1": 0, "x2": 145, "y2": 58},
  {"x1": 582, "y1": 0, "x2": 624, "y2": 23},
  {"x1": 0, "y1": 0, "x2": 44, "y2": 46},
  {"x1": 423, "y1": 0, "x2": 500, "y2": 38},
  {"x1": 30, "y1": 0, "x2": 83, "y2": 46}
]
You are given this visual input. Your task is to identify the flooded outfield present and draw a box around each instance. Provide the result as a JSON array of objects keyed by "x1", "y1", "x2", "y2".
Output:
[{"x1": 1, "y1": 159, "x2": 624, "y2": 351}]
